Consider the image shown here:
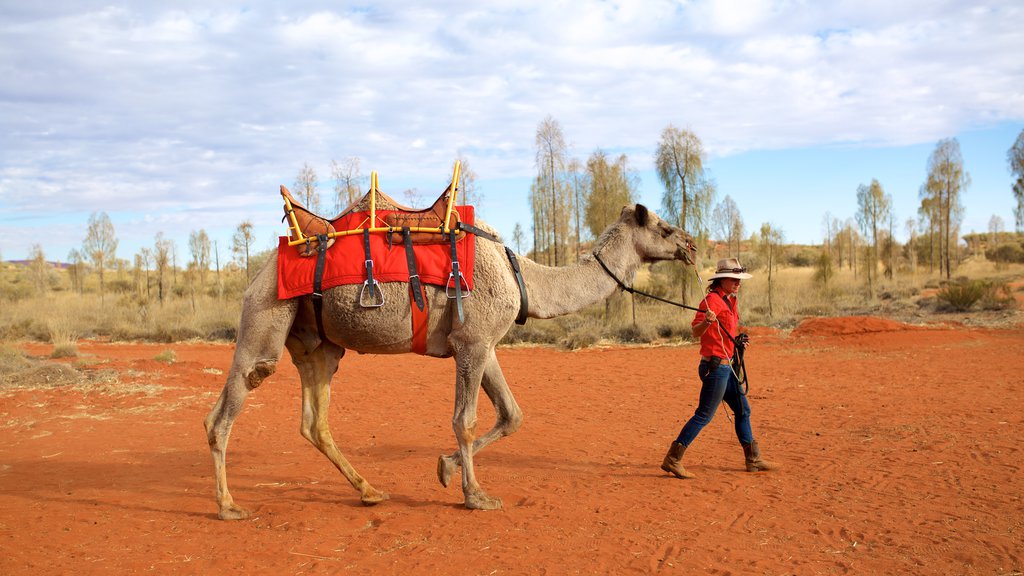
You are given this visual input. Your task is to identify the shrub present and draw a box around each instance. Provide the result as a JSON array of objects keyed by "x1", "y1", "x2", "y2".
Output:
[
  {"x1": 613, "y1": 323, "x2": 656, "y2": 344},
  {"x1": 986, "y1": 242, "x2": 1024, "y2": 264},
  {"x1": 936, "y1": 279, "x2": 986, "y2": 312},
  {"x1": 154, "y1": 349, "x2": 177, "y2": 364}
]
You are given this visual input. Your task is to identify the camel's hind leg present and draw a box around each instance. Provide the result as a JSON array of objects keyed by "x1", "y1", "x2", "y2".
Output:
[
  {"x1": 285, "y1": 336, "x2": 388, "y2": 506},
  {"x1": 438, "y1": 348, "x2": 523, "y2": 489},
  {"x1": 204, "y1": 263, "x2": 297, "y2": 520}
]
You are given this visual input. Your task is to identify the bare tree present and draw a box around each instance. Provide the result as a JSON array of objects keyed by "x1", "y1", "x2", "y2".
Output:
[
  {"x1": 82, "y1": 211, "x2": 118, "y2": 303},
  {"x1": 331, "y1": 157, "x2": 364, "y2": 214},
  {"x1": 294, "y1": 162, "x2": 321, "y2": 214},
  {"x1": 1008, "y1": 128, "x2": 1024, "y2": 232},
  {"x1": 232, "y1": 220, "x2": 255, "y2": 283}
]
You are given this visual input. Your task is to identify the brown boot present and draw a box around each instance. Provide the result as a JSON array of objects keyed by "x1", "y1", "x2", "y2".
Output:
[
  {"x1": 660, "y1": 442, "x2": 696, "y2": 479},
  {"x1": 742, "y1": 440, "x2": 777, "y2": 472}
]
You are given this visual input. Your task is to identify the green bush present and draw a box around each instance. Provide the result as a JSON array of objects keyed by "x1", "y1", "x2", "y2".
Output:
[
  {"x1": 986, "y1": 242, "x2": 1024, "y2": 264},
  {"x1": 936, "y1": 279, "x2": 986, "y2": 312}
]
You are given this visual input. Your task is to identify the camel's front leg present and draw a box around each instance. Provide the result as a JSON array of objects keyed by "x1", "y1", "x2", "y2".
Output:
[
  {"x1": 438, "y1": 349, "x2": 523, "y2": 488},
  {"x1": 204, "y1": 262, "x2": 296, "y2": 520},
  {"x1": 286, "y1": 336, "x2": 388, "y2": 506},
  {"x1": 451, "y1": 347, "x2": 503, "y2": 510}
]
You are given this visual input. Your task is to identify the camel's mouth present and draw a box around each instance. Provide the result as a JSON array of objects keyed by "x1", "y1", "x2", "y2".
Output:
[{"x1": 677, "y1": 238, "x2": 698, "y2": 265}]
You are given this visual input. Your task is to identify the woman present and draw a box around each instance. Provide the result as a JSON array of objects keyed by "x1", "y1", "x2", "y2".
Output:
[{"x1": 660, "y1": 258, "x2": 776, "y2": 479}]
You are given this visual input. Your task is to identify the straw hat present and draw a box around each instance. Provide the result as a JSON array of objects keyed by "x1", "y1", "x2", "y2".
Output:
[{"x1": 708, "y1": 258, "x2": 752, "y2": 281}]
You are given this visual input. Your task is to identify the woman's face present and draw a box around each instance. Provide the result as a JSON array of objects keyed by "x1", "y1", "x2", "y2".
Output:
[{"x1": 720, "y1": 277, "x2": 741, "y2": 295}]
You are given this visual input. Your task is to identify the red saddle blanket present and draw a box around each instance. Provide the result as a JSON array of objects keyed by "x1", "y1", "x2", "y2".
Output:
[{"x1": 277, "y1": 206, "x2": 475, "y2": 300}]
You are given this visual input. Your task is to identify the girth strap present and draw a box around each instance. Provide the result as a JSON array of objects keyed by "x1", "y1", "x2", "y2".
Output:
[
  {"x1": 504, "y1": 247, "x2": 529, "y2": 325},
  {"x1": 456, "y1": 222, "x2": 528, "y2": 325},
  {"x1": 312, "y1": 233, "x2": 329, "y2": 342}
]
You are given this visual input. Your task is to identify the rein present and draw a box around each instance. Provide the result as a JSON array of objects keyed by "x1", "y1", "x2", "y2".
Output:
[{"x1": 593, "y1": 252, "x2": 750, "y2": 395}]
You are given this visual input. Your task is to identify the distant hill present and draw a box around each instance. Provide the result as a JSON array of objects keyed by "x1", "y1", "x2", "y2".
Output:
[{"x1": 4, "y1": 260, "x2": 71, "y2": 269}]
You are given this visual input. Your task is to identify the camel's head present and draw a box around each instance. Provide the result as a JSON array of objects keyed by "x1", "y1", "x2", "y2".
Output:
[{"x1": 624, "y1": 204, "x2": 697, "y2": 266}]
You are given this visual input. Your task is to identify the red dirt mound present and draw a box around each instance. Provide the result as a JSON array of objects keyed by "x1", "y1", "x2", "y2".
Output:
[{"x1": 792, "y1": 315, "x2": 924, "y2": 337}]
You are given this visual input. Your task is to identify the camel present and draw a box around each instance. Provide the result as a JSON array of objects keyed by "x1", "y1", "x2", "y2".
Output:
[{"x1": 203, "y1": 193, "x2": 697, "y2": 520}]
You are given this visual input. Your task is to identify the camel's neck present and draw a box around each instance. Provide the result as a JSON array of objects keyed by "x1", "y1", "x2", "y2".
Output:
[{"x1": 519, "y1": 231, "x2": 641, "y2": 319}]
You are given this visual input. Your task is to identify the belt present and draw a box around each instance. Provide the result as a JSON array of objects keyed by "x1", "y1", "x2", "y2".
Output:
[{"x1": 700, "y1": 356, "x2": 732, "y2": 363}]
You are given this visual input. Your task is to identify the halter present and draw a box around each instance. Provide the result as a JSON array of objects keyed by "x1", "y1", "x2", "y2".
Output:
[{"x1": 593, "y1": 252, "x2": 750, "y2": 395}]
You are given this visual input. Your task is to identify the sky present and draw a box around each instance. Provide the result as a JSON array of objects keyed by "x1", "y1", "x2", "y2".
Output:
[{"x1": 1, "y1": 0, "x2": 1022, "y2": 264}]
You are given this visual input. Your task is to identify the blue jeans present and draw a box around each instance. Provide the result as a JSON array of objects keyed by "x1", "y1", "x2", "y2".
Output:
[{"x1": 675, "y1": 360, "x2": 754, "y2": 446}]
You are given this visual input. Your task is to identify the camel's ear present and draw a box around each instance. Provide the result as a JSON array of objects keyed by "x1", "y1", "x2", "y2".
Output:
[{"x1": 634, "y1": 204, "x2": 650, "y2": 227}]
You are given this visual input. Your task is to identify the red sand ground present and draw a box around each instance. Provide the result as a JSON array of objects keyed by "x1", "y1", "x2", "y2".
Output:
[{"x1": 1, "y1": 316, "x2": 1022, "y2": 575}]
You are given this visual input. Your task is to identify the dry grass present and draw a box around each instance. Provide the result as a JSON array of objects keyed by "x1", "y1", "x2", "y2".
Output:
[{"x1": 0, "y1": 258, "x2": 1020, "y2": 350}]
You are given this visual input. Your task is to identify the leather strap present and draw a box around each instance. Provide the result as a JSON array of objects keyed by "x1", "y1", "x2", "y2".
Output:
[
  {"x1": 448, "y1": 229, "x2": 464, "y2": 323},
  {"x1": 504, "y1": 247, "x2": 529, "y2": 325},
  {"x1": 312, "y1": 233, "x2": 329, "y2": 342},
  {"x1": 403, "y1": 228, "x2": 425, "y2": 311}
]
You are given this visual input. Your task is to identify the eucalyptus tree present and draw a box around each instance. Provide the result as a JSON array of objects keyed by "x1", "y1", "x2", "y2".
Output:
[
  {"x1": 189, "y1": 229, "x2": 211, "y2": 288},
  {"x1": 29, "y1": 244, "x2": 49, "y2": 293},
  {"x1": 758, "y1": 223, "x2": 784, "y2": 318},
  {"x1": 232, "y1": 220, "x2": 255, "y2": 283},
  {"x1": 455, "y1": 154, "x2": 482, "y2": 212},
  {"x1": 82, "y1": 211, "x2": 118, "y2": 303},
  {"x1": 533, "y1": 116, "x2": 570, "y2": 266},
  {"x1": 922, "y1": 138, "x2": 969, "y2": 278},
  {"x1": 154, "y1": 232, "x2": 173, "y2": 304},
  {"x1": 1008, "y1": 129, "x2": 1024, "y2": 232},
  {"x1": 584, "y1": 150, "x2": 636, "y2": 238},
  {"x1": 712, "y1": 195, "x2": 744, "y2": 257},
  {"x1": 331, "y1": 157, "x2": 363, "y2": 214},
  {"x1": 67, "y1": 248, "x2": 85, "y2": 294},
  {"x1": 566, "y1": 158, "x2": 588, "y2": 261},
  {"x1": 655, "y1": 125, "x2": 715, "y2": 237},
  {"x1": 294, "y1": 162, "x2": 321, "y2": 214},
  {"x1": 856, "y1": 179, "x2": 891, "y2": 292}
]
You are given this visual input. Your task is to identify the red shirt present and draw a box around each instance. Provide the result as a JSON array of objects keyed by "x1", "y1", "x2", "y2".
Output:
[{"x1": 692, "y1": 287, "x2": 739, "y2": 359}]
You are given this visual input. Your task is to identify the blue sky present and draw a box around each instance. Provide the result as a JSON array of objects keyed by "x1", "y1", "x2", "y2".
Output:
[{"x1": 1, "y1": 1, "x2": 1022, "y2": 263}]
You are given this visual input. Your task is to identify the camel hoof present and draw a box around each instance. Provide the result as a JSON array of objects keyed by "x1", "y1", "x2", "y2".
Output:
[
  {"x1": 360, "y1": 488, "x2": 389, "y2": 506},
  {"x1": 437, "y1": 455, "x2": 457, "y2": 488},
  {"x1": 465, "y1": 493, "x2": 502, "y2": 511},
  {"x1": 218, "y1": 504, "x2": 251, "y2": 521}
]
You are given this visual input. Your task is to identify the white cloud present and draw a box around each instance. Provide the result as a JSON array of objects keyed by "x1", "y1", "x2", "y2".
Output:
[{"x1": 0, "y1": 0, "x2": 1021, "y2": 259}]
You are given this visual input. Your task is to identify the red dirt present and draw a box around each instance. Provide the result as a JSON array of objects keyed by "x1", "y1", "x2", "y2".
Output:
[{"x1": 2, "y1": 316, "x2": 1022, "y2": 575}]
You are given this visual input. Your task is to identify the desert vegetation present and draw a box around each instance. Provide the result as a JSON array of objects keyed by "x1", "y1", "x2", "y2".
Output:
[{"x1": 2, "y1": 243, "x2": 1019, "y2": 356}]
